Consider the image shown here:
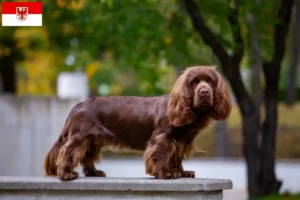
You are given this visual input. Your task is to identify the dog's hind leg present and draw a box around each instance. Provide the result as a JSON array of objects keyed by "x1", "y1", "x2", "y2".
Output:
[
  {"x1": 56, "y1": 136, "x2": 89, "y2": 181},
  {"x1": 80, "y1": 139, "x2": 106, "y2": 177}
]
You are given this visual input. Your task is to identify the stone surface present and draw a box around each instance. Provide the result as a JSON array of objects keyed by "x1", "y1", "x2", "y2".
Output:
[
  {"x1": 0, "y1": 176, "x2": 232, "y2": 200},
  {"x1": 0, "y1": 176, "x2": 232, "y2": 191},
  {"x1": 0, "y1": 190, "x2": 223, "y2": 200}
]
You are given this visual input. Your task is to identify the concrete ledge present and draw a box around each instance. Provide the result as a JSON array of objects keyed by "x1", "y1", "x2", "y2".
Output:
[{"x1": 0, "y1": 176, "x2": 233, "y2": 200}]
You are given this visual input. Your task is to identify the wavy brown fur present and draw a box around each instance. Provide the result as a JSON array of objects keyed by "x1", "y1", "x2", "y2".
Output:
[
  {"x1": 44, "y1": 139, "x2": 62, "y2": 176},
  {"x1": 44, "y1": 66, "x2": 232, "y2": 180}
]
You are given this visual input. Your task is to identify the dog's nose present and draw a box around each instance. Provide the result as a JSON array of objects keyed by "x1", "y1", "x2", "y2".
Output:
[{"x1": 200, "y1": 89, "x2": 209, "y2": 96}]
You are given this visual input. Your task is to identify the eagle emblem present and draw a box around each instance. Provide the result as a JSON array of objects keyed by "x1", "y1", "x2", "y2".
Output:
[{"x1": 16, "y1": 7, "x2": 28, "y2": 21}]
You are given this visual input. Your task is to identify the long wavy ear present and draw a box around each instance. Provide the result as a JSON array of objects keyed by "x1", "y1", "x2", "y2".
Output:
[
  {"x1": 168, "y1": 72, "x2": 194, "y2": 127},
  {"x1": 212, "y1": 73, "x2": 232, "y2": 120}
]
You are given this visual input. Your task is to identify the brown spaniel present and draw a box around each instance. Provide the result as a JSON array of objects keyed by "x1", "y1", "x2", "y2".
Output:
[{"x1": 44, "y1": 66, "x2": 232, "y2": 180}]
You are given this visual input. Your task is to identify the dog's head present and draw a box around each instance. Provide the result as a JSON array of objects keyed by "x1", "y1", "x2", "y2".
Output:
[{"x1": 168, "y1": 66, "x2": 232, "y2": 127}]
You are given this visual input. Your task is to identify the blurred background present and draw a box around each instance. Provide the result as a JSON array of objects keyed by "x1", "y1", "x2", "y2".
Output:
[{"x1": 0, "y1": 0, "x2": 300, "y2": 199}]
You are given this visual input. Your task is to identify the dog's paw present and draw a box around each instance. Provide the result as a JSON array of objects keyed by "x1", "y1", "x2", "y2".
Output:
[
  {"x1": 182, "y1": 170, "x2": 195, "y2": 178},
  {"x1": 164, "y1": 171, "x2": 179, "y2": 179},
  {"x1": 171, "y1": 170, "x2": 184, "y2": 178},
  {"x1": 58, "y1": 171, "x2": 79, "y2": 181},
  {"x1": 84, "y1": 169, "x2": 106, "y2": 177},
  {"x1": 156, "y1": 169, "x2": 179, "y2": 179}
]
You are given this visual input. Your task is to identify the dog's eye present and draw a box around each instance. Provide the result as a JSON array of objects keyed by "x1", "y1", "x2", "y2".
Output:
[
  {"x1": 205, "y1": 78, "x2": 212, "y2": 84},
  {"x1": 190, "y1": 79, "x2": 199, "y2": 86},
  {"x1": 206, "y1": 78, "x2": 215, "y2": 87}
]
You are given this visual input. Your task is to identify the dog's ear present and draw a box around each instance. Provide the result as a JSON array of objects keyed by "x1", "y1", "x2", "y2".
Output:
[
  {"x1": 212, "y1": 73, "x2": 232, "y2": 120},
  {"x1": 168, "y1": 71, "x2": 194, "y2": 127}
]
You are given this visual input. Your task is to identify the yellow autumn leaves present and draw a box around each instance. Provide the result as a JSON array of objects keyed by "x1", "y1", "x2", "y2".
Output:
[
  {"x1": 56, "y1": 0, "x2": 87, "y2": 10},
  {"x1": 85, "y1": 61, "x2": 101, "y2": 78},
  {"x1": 12, "y1": 26, "x2": 102, "y2": 96},
  {"x1": 18, "y1": 52, "x2": 56, "y2": 96}
]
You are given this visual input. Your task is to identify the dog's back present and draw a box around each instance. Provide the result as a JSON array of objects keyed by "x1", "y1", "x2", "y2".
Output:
[{"x1": 44, "y1": 95, "x2": 170, "y2": 178}]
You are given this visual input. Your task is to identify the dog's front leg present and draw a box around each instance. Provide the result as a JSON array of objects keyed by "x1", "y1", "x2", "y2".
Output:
[
  {"x1": 144, "y1": 133, "x2": 179, "y2": 179},
  {"x1": 170, "y1": 142, "x2": 195, "y2": 178}
]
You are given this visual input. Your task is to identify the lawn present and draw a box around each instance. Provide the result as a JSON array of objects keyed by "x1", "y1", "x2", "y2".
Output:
[{"x1": 257, "y1": 193, "x2": 300, "y2": 200}]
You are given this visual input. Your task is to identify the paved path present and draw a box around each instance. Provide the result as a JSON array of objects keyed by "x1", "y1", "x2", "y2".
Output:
[{"x1": 91, "y1": 157, "x2": 300, "y2": 200}]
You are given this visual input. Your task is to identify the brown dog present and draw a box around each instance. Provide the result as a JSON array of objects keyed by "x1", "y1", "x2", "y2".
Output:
[{"x1": 44, "y1": 66, "x2": 232, "y2": 180}]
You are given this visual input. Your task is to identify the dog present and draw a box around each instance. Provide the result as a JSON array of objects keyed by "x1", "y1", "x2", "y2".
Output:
[{"x1": 44, "y1": 66, "x2": 232, "y2": 180}]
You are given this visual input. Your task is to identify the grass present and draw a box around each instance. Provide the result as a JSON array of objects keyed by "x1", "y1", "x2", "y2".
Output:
[
  {"x1": 102, "y1": 103, "x2": 300, "y2": 159},
  {"x1": 257, "y1": 193, "x2": 300, "y2": 200}
]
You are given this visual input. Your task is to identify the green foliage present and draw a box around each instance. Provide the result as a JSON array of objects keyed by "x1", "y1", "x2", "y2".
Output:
[
  {"x1": 39, "y1": 0, "x2": 214, "y2": 95},
  {"x1": 0, "y1": 0, "x2": 295, "y2": 96}
]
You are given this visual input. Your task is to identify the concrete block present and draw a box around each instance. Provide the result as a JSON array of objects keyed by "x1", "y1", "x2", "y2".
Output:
[{"x1": 0, "y1": 176, "x2": 232, "y2": 200}]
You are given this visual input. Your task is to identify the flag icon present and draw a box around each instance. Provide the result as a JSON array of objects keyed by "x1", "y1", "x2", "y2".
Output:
[{"x1": 2, "y1": 2, "x2": 42, "y2": 26}]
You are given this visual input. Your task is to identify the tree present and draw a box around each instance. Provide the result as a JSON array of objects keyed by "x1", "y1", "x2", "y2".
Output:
[
  {"x1": 247, "y1": 0, "x2": 263, "y2": 120},
  {"x1": 286, "y1": 0, "x2": 300, "y2": 106},
  {"x1": 0, "y1": 33, "x2": 18, "y2": 94},
  {"x1": 182, "y1": 0, "x2": 294, "y2": 197},
  {"x1": 1, "y1": 2, "x2": 294, "y2": 197},
  {"x1": 41, "y1": 0, "x2": 214, "y2": 96}
]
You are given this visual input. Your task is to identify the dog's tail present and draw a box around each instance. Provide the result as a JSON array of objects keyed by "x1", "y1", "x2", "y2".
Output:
[
  {"x1": 44, "y1": 102, "x2": 82, "y2": 176},
  {"x1": 44, "y1": 117, "x2": 72, "y2": 176},
  {"x1": 44, "y1": 138, "x2": 63, "y2": 176}
]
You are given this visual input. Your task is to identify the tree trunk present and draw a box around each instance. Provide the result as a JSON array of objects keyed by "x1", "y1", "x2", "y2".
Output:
[
  {"x1": 259, "y1": 0, "x2": 294, "y2": 194},
  {"x1": 227, "y1": 64, "x2": 280, "y2": 198},
  {"x1": 225, "y1": 67, "x2": 262, "y2": 197},
  {"x1": 260, "y1": 98, "x2": 282, "y2": 194},
  {"x1": 0, "y1": 64, "x2": 16, "y2": 93},
  {"x1": 181, "y1": 0, "x2": 294, "y2": 198},
  {"x1": 0, "y1": 40, "x2": 17, "y2": 94},
  {"x1": 242, "y1": 111, "x2": 261, "y2": 197},
  {"x1": 250, "y1": 47, "x2": 263, "y2": 116},
  {"x1": 214, "y1": 120, "x2": 231, "y2": 158},
  {"x1": 260, "y1": 63, "x2": 282, "y2": 195},
  {"x1": 286, "y1": 0, "x2": 300, "y2": 106},
  {"x1": 0, "y1": 77, "x2": 2, "y2": 92}
]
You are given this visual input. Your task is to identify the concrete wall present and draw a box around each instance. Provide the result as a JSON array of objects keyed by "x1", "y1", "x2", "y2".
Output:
[{"x1": 0, "y1": 95, "x2": 81, "y2": 176}]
